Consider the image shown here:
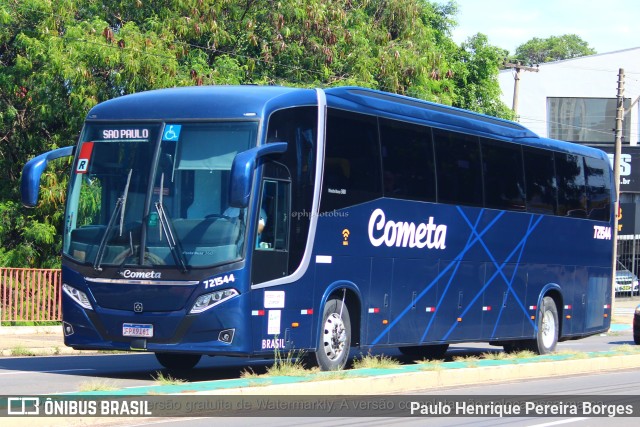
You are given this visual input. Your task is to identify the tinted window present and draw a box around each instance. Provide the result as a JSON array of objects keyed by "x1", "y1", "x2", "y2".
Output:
[
  {"x1": 380, "y1": 118, "x2": 435, "y2": 202},
  {"x1": 433, "y1": 129, "x2": 483, "y2": 207},
  {"x1": 523, "y1": 148, "x2": 557, "y2": 215},
  {"x1": 481, "y1": 138, "x2": 525, "y2": 211},
  {"x1": 584, "y1": 156, "x2": 611, "y2": 221},
  {"x1": 555, "y1": 153, "x2": 586, "y2": 217},
  {"x1": 321, "y1": 109, "x2": 382, "y2": 212},
  {"x1": 266, "y1": 107, "x2": 316, "y2": 273}
]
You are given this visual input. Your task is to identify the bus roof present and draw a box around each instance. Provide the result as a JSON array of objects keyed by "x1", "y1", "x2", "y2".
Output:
[
  {"x1": 85, "y1": 85, "x2": 608, "y2": 161},
  {"x1": 86, "y1": 85, "x2": 314, "y2": 121},
  {"x1": 324, "y1": 86, "x2": 608, "y2": 160}
]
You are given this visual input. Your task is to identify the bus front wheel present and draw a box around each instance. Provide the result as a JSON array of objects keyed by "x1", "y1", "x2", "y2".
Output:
[
  {"x1": 314, "y1": 297, "x2": 351, "y2": 371},
  {"x1": 155, "y1": 352, "x2": 202, "y2": 370}
]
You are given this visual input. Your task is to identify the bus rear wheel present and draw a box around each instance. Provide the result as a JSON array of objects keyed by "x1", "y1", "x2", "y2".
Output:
[
  {"x1": 533, "y1": 296, "x2": 559, "y2": 354},
  {"x1": 399, "y1": 344, "x2": 449, "y2": 360},
  {"x1": 155, "y1": 352, "x2": 201, "y2": 370},
  {"x1": 313, "y1": 297, "x2": 351, "y2": 371},
  {"x1": 503, "y1": 297, "x2": 559, "y2": 355}
]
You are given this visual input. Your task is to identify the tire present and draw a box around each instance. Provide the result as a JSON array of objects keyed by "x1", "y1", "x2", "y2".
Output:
[
  {"x1": 155, "y1": 352, "x2": 201, "y2": 370},
  {"x1": 313, "y1": 297, "x2": 351, "y2": 371},
  {"x1": 523, "y1": 296, "x2": 559, "y2": 355},
  {"x1": 399, "y1": 344, "x2": 449, "y2": 360}
]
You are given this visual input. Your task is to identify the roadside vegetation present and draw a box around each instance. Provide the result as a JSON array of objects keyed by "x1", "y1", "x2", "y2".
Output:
[
  {"x1": 9, "y1": 346, "x2": 39, "y2": 357},
  {"x1": 78, "y1": 380, "x2": 119, "y2": 392},
  {"x1": 152, "y1": 371, "x2": 187, "y2": 386},
  {"x1": 351, "y1": 353, "x2": 402, "y2": 369}
]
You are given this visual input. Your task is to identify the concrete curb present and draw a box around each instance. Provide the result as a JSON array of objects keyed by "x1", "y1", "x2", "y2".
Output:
[
  {"x1": 196, "y1": 353, "x2": 640, "y2": 396},
  {"x1": 64, "y1": 350, "x2": 640, "y2": 396}
]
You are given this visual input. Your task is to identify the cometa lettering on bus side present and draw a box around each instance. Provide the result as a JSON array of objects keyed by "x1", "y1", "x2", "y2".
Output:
[{"x1": 368, "y1": 208, "x2": 447, "y2": 249}]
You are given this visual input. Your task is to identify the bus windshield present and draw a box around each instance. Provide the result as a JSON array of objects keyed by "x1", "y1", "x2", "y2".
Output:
[{"x1": 63, "y1": 121, "x2": 257, "y2": 269}]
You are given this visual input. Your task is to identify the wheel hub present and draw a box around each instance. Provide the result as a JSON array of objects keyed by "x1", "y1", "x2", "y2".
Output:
[
  {"x1": 541, "y1": 310, "x2": 555, "y2": 348},
  {"x1": 323, "y1": 312, "x2": 346, "y2": 361}
]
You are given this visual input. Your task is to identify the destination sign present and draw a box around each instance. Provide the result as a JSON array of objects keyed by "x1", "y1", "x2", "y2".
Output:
[{"x1": 102, "y1": 129, "x2": 149, "y2": 139}]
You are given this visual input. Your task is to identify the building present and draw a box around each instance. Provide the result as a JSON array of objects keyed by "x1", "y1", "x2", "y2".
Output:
[{"x1": 498, "y1": 47, "x2": 640, "y2": 285}]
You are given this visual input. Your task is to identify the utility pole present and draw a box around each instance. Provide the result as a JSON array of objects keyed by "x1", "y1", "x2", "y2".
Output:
[
  {"x1": 612, "y1": 68, "x2": 625, "y2": 317},
  {"x1": 503, "y1": 61, "x2": 539, "y2": 119}
]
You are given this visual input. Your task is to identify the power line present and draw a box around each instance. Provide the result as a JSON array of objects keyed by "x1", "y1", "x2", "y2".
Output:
[{"x1": 518, "y1": 115, "x2": 639, "y2": 141}]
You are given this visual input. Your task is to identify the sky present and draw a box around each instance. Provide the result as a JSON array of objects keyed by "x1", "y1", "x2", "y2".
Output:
[{"x1": 434, "y1": 0, "x2": 640, "y2": 55}]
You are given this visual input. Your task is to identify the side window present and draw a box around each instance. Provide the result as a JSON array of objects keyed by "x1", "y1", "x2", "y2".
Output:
[
  {"x1": 380, "y1": 118, "x2": 436, "y2": 202},
  {"x1": 256, "y1": 179, "x2": 290, "y2": 251},
  {"x1": 321, "y1": 109, "x2": 382, "y2": 212},
  {"x1": 555, "y1": 153, "x2": 586, "y2": 217},
  {"x1": 433, "y1": 129, "x2": 483, "y2": 207},
  {"x1": 584, "y1": 157, "x2": 611, "y2": 221},
  {"x1": 523, "y1": 148, "x2": 557, "y2": 215},
  {"x1": 481, "y1": 139, "x2": 525, "y2": 211},
  {"x1": 266, "y1": 107, "x2": 316, "y2": 274},
  {"x1": 251, "y1": 174, "x2": 291, "y2": 285}
]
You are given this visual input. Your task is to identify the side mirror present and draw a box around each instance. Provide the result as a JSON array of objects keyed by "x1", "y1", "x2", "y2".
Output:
[
  {"x1": 21, "y1": 146, "x2": 74, "y2": 207},
  {"x1": 229, "y1": 142, "x2": 288, "y2": 208}
]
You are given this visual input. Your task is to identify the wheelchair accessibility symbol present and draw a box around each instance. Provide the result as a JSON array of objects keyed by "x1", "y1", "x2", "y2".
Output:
[{"x1": 163, "y1": 124, "x2": 181, "y2": 141}]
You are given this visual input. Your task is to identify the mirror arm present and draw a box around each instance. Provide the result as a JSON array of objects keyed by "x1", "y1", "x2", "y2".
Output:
[
  {"x1": 21, "y1": 146, "x2": 74, "y2": 207},
  {"x1": 229, "y1": 142, "x2": 287, "y2": 208}
]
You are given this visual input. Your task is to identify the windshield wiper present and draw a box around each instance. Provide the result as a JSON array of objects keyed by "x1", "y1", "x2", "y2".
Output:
[
  {"x1": 94, "y1": 169, "x2": 133, "y2": 271},
  {"x1": 155, "y1": 173, "x2": 188, "y2": 273}
]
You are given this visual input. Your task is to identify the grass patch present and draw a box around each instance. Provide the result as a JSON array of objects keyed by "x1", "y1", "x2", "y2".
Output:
[
  {"x1": 241, "y1": 348, "x2": 312, "y2": 378},
  {"x1": 10, "y1": 346, "x2": 39, "y2": 357},
  {"x1": 351, "y1": 353, "x2": 401, "y2": 369},
  {"x1": 1, "y1": 321, "x2": 61, "y2": 327},
  {"x1": 78, "y1": 380, "x2": 118, "y2": 392},
  {"x1": 152, "y1": 371, "x2": 187, "y2": 385},
  {"x1": 612, "y1": 344, "x2": 640, "y2": 354},
  {"x1": 503, "y1": 350, "x2": 536, "y2": 359},
  {"x1": 306, "y1": 370, "x2": 351, "y2": 381},
  {"x1": 480, "y1": 351, "x2": 511, "y2": 361},
  {"x1": 452, "y1": 355, "x2": 480, "y2": 367},
  {"x1": 555, "y1": 350, "x2": 589, "y2": 359},
  {"x1": 267, "y1": 348, "x2": 311, "y2": 377},
  {"x1": 417, "y1": 360, "x2": 444, "y2": 372},
  {"x1": 240, "y1": 368, "x2": 260, "y2": 379}
]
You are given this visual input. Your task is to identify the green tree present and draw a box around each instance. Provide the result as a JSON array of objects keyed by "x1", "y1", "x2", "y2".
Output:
[
  {"x1": 514, "y1": 34, "x2": 596, "y2": 64},
  {"x1": 1, "y1": 0, "x2": 511, "y2": 268},
  {"x1": 452, "y1": 33, "x2": 514, "y2": 119}
]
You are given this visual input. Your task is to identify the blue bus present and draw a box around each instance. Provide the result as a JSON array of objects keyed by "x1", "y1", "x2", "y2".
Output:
[{"x1": 22, "y1": 86, "x2": 615, "y2": 370}]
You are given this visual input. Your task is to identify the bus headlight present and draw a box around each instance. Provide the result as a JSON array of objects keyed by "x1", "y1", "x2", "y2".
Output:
[
  {"x1": 190, "y1": 289, "x2": 239, "y2": 314},
  {"x1": 62, "y1": 283, "x2": 93, "y2": 310}
]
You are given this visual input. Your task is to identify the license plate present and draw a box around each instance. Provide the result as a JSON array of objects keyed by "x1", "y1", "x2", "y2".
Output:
[
  {"x1": 123, "y1": 323, "x2": 153, "y2": 337},
  {"x1": 619, "y1": 285, "x2": 631, "y2": 291}
]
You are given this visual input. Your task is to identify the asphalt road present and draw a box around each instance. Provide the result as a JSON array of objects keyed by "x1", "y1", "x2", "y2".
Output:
[
  {"x1": 120, "y1": 370, "x2": 640, "y2": 427},
  {"x1": 0, "y1": 327, "x2": 636, "y2": 396},
  {"x1": 143, "y1": 369, "x2": 640, "y2": 427}
]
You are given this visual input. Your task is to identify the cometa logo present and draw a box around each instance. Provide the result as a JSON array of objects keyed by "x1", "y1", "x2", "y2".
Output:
[
  {"x1": 368, "y1": 208, "x2": 447, "y2": 249},
  {"x1": 121, "y1": 270, "x2": 162, "y2": 279}
]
